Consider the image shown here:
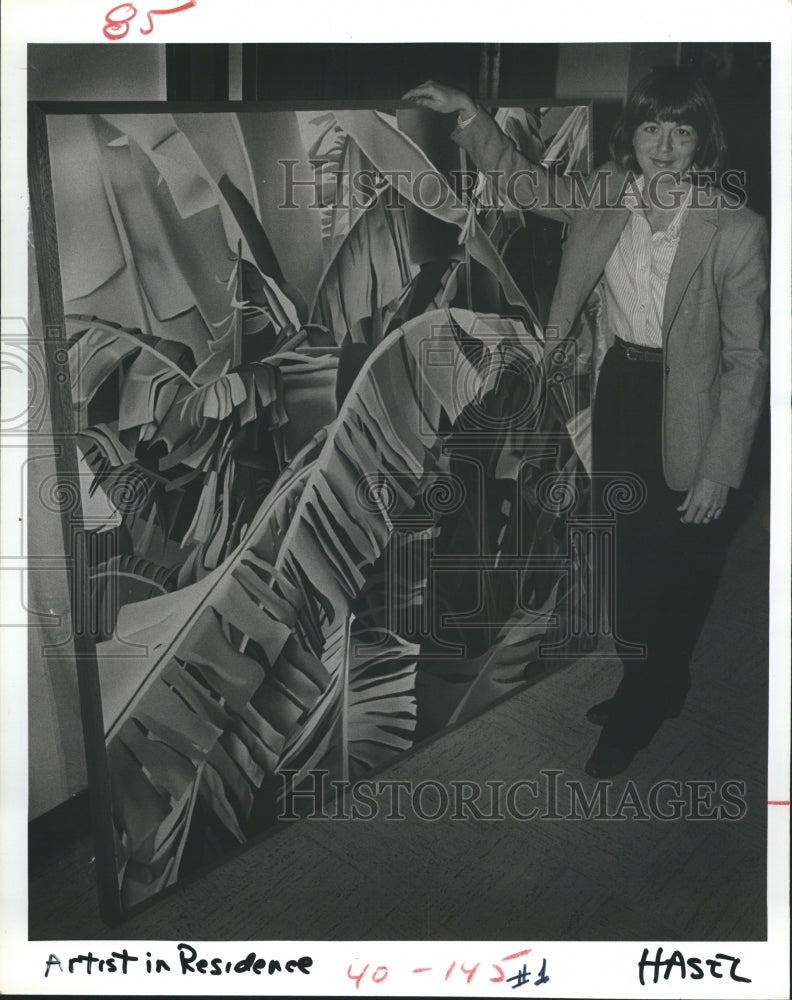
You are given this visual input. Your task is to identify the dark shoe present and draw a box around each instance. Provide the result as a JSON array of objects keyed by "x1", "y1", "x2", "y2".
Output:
[
  {"x1": 584, "y1": 741, "x2": 638, "y2": 778},
  {"x1": 586, "y1": 697, "x2": 683, "y2": 726}
]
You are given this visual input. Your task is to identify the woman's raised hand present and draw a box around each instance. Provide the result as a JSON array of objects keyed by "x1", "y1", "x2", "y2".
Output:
[{"x1": 401, "y1": 80, "x2": 477, "y2": 119}]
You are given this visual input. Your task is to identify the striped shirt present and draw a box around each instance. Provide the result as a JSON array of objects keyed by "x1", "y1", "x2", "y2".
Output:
[{"x1": 603, "y1": 175, "x2": 692, "y2": 348}]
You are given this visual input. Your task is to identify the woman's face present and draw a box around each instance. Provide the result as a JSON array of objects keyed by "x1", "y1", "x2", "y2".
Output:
[{"x1": 632, "y1": 120, "x2": 699, "y2": 185}]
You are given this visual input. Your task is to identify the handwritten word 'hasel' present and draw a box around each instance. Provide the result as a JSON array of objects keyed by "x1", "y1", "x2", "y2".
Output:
[
  {"x1": 103, "y1": 1, "x2": 196, "y2": 39},
  {"x1": 638, "y1": 948, "x2": 750, "y2": 985}
]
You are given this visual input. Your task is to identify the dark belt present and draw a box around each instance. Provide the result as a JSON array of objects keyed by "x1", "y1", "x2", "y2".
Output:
[{"x1": 613, "y1": 336, "x2": 663, "y2": 363}]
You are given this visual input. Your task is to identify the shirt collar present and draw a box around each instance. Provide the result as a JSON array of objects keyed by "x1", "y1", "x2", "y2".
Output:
[{"x1": 624, "y1": 174, "x2": 693, "y2": 237}]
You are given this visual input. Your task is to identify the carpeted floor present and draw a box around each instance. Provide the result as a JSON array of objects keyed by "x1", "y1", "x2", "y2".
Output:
[{"x1": 29, "y1": 489, "x2": 769, "y2": 941}]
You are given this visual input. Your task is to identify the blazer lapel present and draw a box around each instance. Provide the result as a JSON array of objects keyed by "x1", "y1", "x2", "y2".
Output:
[
  {"x1": 569, "y1": 206, "x2": 630, "y2": 321},
  {"x1": 662, "y1": 206, "x2": 718, "y2": 336}
]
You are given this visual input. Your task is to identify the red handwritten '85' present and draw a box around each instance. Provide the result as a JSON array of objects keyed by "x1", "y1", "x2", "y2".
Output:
[{"x1": 102, "y1": 0, "x2": 196, "y2": 39}]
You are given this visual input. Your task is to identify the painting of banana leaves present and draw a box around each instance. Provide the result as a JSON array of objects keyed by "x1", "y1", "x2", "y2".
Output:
[{"x1": 32, "y1": 99, "x2": 594, "y2": 919}]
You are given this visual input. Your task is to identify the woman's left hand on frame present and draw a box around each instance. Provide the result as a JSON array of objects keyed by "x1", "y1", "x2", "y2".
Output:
[{"x1": 677, "y1": 477, "x2": 730, "y2": 525}]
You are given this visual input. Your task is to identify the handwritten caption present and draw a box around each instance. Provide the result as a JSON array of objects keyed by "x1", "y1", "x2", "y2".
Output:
[
  {"x1": 44, "y1": 941, "x2": 753, "y2": 989},
  {"x1": 45, "y1": 944, "x2": 312, "y2": 978},
  {"x1": 347, "y1": 949, "x2": 549, "y2": 990},
  {"x1": 103, "y1": 1, "x2": 196, "y2": 40}
]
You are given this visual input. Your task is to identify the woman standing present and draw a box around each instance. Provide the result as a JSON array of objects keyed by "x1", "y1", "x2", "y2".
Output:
[{"x1": 403, "y1": 69, "x2": 769, "y2": 777}]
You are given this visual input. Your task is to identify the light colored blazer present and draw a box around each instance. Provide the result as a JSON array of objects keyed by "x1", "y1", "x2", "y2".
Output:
[{"x1": 453, "y1": 111, "x2": 770, "y2": 492}]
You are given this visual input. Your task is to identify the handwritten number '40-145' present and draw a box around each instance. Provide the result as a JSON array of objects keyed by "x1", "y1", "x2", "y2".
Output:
[{"x1": 103, "y1": 1, "x2": 196, "y2": 40}]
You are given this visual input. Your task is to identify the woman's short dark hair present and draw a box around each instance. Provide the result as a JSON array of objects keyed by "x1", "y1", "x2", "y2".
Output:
[{"x1": 609, "y1": 68, "x2": 727, "y2": 174}]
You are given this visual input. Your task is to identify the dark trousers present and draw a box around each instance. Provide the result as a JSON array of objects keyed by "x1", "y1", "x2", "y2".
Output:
[{"x1": 591, "y1": 342, "x2": 733, "y2": 749}]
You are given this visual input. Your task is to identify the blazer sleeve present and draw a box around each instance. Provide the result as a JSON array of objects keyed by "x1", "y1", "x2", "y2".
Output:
[
  {"x1": 451, "y1": 109, "x2": 577, "y2": 224},
  {"x1": 697, "y1": 214, "x2": 770, "y2": 488}
]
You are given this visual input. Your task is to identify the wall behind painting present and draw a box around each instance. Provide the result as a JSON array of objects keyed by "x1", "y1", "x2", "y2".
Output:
[{"x1": 28, "y1": 44, "x2": 166, "y2": 101}]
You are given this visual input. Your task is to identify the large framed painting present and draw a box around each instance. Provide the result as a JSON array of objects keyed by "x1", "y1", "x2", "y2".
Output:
[{"x1": 28, "y1": 97, "x2": 595, "y2": 921}]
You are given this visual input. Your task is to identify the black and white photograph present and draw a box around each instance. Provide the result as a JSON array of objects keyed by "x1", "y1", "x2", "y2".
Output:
[{"x1": 2, "y1": 7, "x2": 790, "y2": 997}]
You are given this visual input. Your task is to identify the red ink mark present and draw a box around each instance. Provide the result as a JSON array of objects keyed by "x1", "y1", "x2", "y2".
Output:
[
  {"x1": 349, "y1": 951, "x2": 532, "y2": 988},
  {"x1": 768, "y1": 800, "x2": 790, "y2": 805},
  {"x1": 103, "y1": 2, "x2": 137, "y2": 38},
  {"x1": 460, "y1": 961, "x2": 480, "y2": 984},
  {"x1": 139, "y1": 0, "x2": 196, "y2": 34},
  {"x1": 346, "y1": 963, "x2": 368, "y2": 990}
]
